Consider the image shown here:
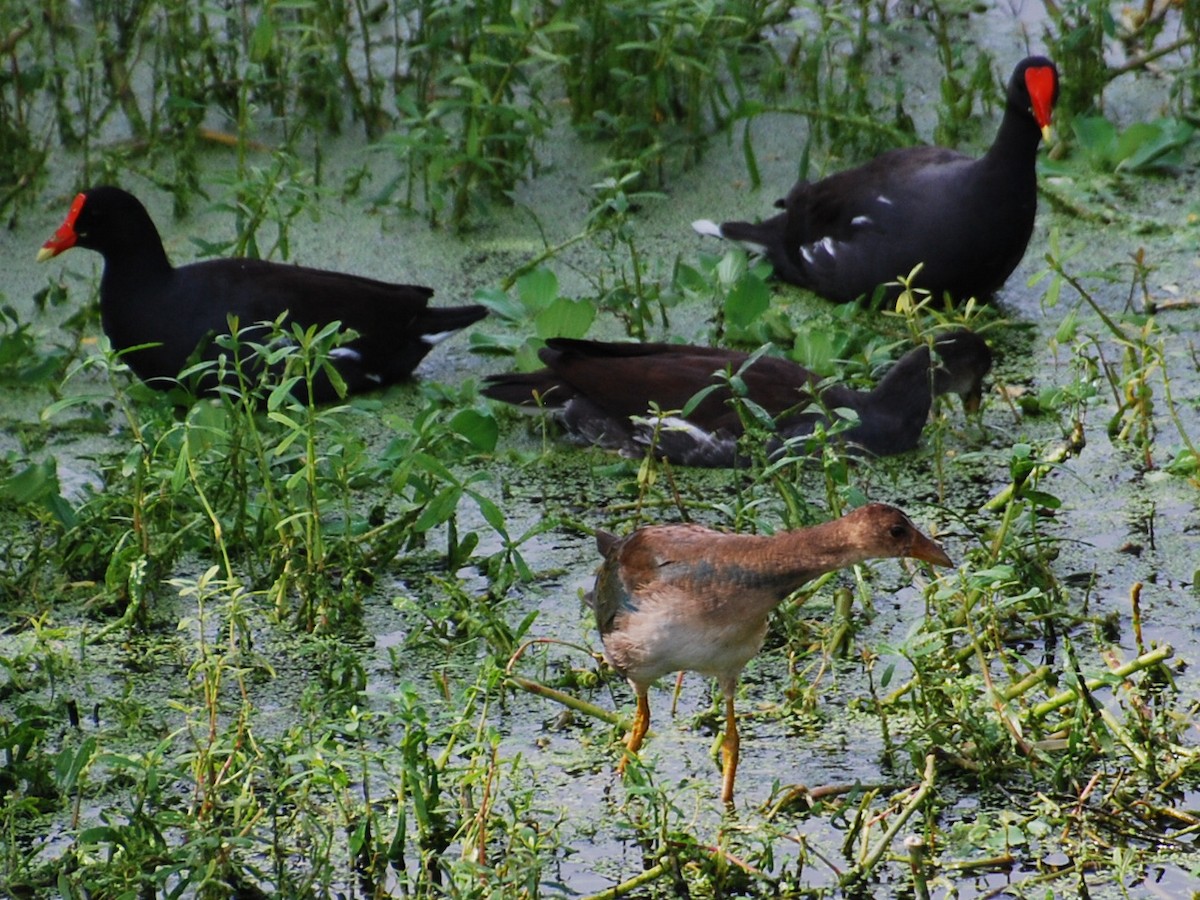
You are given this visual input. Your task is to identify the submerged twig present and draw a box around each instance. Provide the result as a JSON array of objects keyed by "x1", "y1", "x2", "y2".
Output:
[
  {"x1": 767, "y1": 780, "x2": 906, "y2": 818},
  {"x1": 505, "y1": 676, "x2": 621, "y2": 728},
  {"x1": 841, "y1": 754, "x2": 937, "y2": 887},
  {"x1": 578, "y1": 862, "x2": 669, "y2": 900}
]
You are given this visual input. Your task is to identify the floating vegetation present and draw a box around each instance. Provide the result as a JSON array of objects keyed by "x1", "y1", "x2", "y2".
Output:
[{"x1": 2, "y1": 1, "x2": 1200, "y2": 897}]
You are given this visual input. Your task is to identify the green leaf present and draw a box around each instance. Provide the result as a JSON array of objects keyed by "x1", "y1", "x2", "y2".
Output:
[
  {"x1": 467, "y1": 331, "x2": 526, "y2": 355},
  {"x1": 413, "y1": 485, "x2": 462, "y2": 533},
  {"x1": 516, "y1": 268, "x2": 559, "y2": 313},
  {"x1": 792, "y1": 331, "x2": 837, "y2": 373},
  {"x1": 737, "y1": 397, "x2": 774, "y2": 430},
  {"x1": 0, "y1": 459, "x2": 59, "y2": 505},
  {"x1": 1115, "y1": 121, "x2": 1164, "y2": 166},
  {"x1": 55, "y1": 737, "x2": 97, "y2": 793},
  {"x1": 1041, "y1": 273, "x2": 1062, "y2": 309},
  {"x1": 1165, "y1": 449, "x2": 1198, "y2": 475},
  {"x1": 1072, "y1": 115, "x2": 1117, "y2": 167},
  {"x1": 513, "y1": 340, "x2": 546, "y2": 372},
  {"x1": 470, "y1": 491, "x2": 508, "y2": 535},
  {"x1": 723, "y1": 276, "x2": 769, "y2": 329},
  {"x1": 473, "y1": 286, "x2": 525, "y2": 322},
  {"x1": 249, "y1": 13, "x2": 275, "y2": 64},
  {"x1": 1055, "y1": 306, "x2": 1079, "y2": 343},
  {"x1": 741, "y1": 120, "x2": 760, "y2": 189},
  {"x1": 716, "y1": 250, "x2": 747, "y2": 286},
  {"x1": 1023, "y1": 489, "x2": 1062, "y2": 509},
  {"x1": 450, "y1": 409, "x2": 498, "y2": 452},
  {"x1": 78, "y1": 826, "x2": 124, "y2": 845},
  {"x1": 533, "y1": 297, "x2": 595, "y2": 340},
  {"x1": 1118, "y1": 119, "x2": 1195, "y2": 172},
  {"x1": 680, "y1": 382, "x2": 724, "y2": 417}
]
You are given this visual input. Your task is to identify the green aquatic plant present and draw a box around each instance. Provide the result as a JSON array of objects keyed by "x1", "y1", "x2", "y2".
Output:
[
  {"x1": 35, "y1": 315, "x2": 519, "y2": 634},
  {"x1": 1036, "y1": 237, "x2": 1199, "y2": 471},
  {"x1": 1041, "y1": 0, "x2": 1200, "y2": 125},
  {"x1": 7, "y1": 3, "x2": 1200, "y2": 895},
  {"x1": 376, "y1": 0, "x2": 560, "y2": 229},
  {"x1": 205, "y1": 153, "x2": 325, "y2": 261},
  {"x1": 1040, "y1": 0, "x2": 1115, "y2": 121},
  {"x1": 1071, "y1": 114, "x2": 1196, "y2": 174},
  {"x1": 584, "y1": 168, "x2": 676, "y2": 339},
  {"x1": 555, "y1": 0, "x2": 780, "y2": 179},
  {"x1": 0, "y1": 19, "x2": 48, "y2": 215},
  {"x1": 471, "y1": 267, "x2": 596, "y2": 368}
]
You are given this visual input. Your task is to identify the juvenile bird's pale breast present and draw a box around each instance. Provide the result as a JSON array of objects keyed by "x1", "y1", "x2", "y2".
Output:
[{"x1": 605, "y1": 584, "x2": 772, "y2": 687}]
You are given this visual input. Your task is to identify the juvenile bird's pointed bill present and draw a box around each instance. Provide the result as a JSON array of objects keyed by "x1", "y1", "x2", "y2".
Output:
[{"x1": 910, "y1": 531, "x2": 953, "y2": 568}]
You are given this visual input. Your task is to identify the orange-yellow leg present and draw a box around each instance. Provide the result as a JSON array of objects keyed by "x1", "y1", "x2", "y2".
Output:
[
  {"x1": 618, "y1": 690, "x2": 651, "y2": 773},
  {"x1": 670, "y1": 671, "x2": 686, "y2": 716},
  {"x1": 719, "y1": 695, "x2": 739, "y2": 804}
]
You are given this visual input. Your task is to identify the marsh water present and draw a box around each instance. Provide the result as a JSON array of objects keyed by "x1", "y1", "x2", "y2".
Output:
[{"x1": 3, "y1": 2, "x2": 1200, "y2": 897}]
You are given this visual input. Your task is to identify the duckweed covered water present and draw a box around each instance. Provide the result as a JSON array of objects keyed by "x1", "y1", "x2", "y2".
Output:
[{"x1": 2, "y1": 2, "x2": 1200, "y2": 897}]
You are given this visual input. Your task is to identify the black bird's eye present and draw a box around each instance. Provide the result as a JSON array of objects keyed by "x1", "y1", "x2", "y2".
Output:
[{"x1": 889, "y1": 524, "x2": 907, "y2": 539}]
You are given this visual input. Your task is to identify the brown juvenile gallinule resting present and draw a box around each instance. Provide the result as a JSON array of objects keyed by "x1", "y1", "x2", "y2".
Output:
[
  {"x1": 692, "y1": 56, "x2": 1059, "y2": 304},
  {"x1": 588, "y1": 502, "x2": 952, "y2": 803},
  {"x1": 482, "y1": 330, "x2": 991, "y2": 466},
  {"x1": 38, "y1": 186, "x2": 487, "y2": 402}
]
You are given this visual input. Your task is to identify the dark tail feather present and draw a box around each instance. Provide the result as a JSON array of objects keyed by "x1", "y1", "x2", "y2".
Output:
[
  {"x1": 595, "y1": 529, "x2": 621, "y2": 558},
  {"x1": 416, "y1": 304, "x2": 488, "y2": 342},
  {"x1": 541, "y1": 337, "x2": 669, "y2": 362},
  {"x1": 481, "y1": 371, "x2": 568, "y2": 408},
  {"x1": 704, "y1": 211, "x2": 807, "y2": 285},
  {"x1": 713, "y1": 215, "x2": 784, "y2": 250}
]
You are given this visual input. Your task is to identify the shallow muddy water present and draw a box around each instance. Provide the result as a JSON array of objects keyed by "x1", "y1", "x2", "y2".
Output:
[{"x1": 3, "y1": 3, "x2": 1200, "y2": 898}]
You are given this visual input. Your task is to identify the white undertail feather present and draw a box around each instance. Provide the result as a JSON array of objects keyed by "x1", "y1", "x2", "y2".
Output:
[
  {"x1": 635, "y1": 416, "x2": 730, "y2": 457},
  {"x1": 694, "y1": 218, "x2": 770, "y2": 255},
  {"x1": 654, "y1": 416, "x2": 711, "y2": 441}
]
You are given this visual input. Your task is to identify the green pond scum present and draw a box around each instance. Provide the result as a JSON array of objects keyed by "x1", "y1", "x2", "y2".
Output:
[{"x1": 2, "y1": 0, "x2": 1200, "y2": 896}]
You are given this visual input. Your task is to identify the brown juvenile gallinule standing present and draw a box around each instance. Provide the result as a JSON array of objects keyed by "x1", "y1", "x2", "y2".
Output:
[
  {"x1": 482, "y1": 330, "x2": 991, "y2": 466},
  {"x1": 589, "y1": 502, "x2": 952, "y2": 803},
  {"x1": 692, "y1": 56, "x2": 1059, "y2": 304},
  {"x1": 38, "y1": 186, "x2": 487, "y2": 401}
]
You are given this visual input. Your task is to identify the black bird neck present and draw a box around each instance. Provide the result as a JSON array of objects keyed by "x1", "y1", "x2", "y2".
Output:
[
  {"x1": 844, "y1": 345, "x2": 937, "y2": 453},
  {"x1": 98, "y1": 227, "x2": 173, "y2": 279},
  {"x1": 983, "y1": 95, "x2": 1043, "y2": 174},
  {"x1": 80, "y1": 189, "x2": 175, "y2": 282},
  {"x1": 869, "y1": 345, "x2": 934, "y2": 409}
]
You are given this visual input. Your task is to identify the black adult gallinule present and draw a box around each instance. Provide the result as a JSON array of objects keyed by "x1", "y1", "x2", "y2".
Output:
[
  {"x1": 692, "y1": 56, "x2": 1059, "y2": 304},
  {"x1": 589, "y1": 502, "x2": 952, "y2": 803},
  {"x1": 38, "y1": 186, "x2": 487, "y2": 401},
  {"x1": 482, "y1": 330, "x2": 991, "y2": 466}
]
